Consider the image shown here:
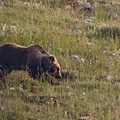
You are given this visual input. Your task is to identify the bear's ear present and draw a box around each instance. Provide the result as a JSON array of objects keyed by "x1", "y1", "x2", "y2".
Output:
[{"x1": 49, "y1": 56, "x2": 55, "y2": 62}]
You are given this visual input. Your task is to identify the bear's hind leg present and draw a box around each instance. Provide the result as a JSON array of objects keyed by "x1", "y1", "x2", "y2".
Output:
[
  {"x1": 0, "y1": 70, "x2": 5, "y2": 83},
  {"x1": 0, "y1": 69, "x2": 7, "y2": 88}
]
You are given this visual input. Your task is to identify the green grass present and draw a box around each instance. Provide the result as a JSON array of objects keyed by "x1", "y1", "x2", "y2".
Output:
[{"x1": 0, "y1": 0, "x2": 120, "y2": 119}]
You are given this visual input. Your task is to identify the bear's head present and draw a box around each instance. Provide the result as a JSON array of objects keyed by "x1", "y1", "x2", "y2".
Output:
[{"x1": 41, "y1": 55, "x2": 62, "y2": 78}]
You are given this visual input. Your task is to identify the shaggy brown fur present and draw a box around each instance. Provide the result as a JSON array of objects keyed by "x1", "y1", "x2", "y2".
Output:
[{"x1": 0, "y1": 43, "x2": 62, "y2": 82}]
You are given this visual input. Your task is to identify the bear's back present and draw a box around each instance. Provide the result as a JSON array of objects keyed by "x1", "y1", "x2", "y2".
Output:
[
  {"x1": 27, "y1": 45, "x2": 50, "y2": 57},
  {"x1": 0, "y1": 43, "x2": 27, "y2": 53},
  {"x1": 27, "y1": 45, "x2": 47, "y2": 53},
  {"x1": 0, "y1": 43, "x2": 28, "y2": 71},
  {"x1": 0, "y1": 43, "x2": 28, "y2": 60}
]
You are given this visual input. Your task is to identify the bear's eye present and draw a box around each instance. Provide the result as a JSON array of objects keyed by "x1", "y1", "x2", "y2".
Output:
[{"x1": 57, "y1": 68, "x2": 59, "y2": 71}]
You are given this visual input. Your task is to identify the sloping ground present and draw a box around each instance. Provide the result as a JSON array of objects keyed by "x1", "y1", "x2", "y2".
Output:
[{"x1": 0, "y1": 0, "x2": 120, "y2": 119}]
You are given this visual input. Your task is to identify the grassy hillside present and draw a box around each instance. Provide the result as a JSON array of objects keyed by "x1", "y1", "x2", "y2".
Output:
[{"x1": 0, "y1": 0, "x2": 120, "y2": 119}]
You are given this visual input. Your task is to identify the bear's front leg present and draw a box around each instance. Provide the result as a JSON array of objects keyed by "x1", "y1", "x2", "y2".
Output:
[{"x1": 27, "y1": 66, "x2": 41, "y2": 79}]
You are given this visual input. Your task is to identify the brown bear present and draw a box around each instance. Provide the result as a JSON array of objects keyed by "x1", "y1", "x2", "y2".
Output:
[{"x1": 0, "y1": 43, "x2": 62, "y2": 83}]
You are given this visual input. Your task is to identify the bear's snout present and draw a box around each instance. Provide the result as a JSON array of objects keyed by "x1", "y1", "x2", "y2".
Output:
[{"x1": 55, "y1": 72, "x2": 62, "y2": 79}]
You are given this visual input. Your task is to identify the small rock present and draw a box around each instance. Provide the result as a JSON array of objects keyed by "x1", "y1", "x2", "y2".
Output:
[
  {"x1": 0, "y1": 107, "x2": 5, "y2": 111},
  {"x1": 74, "y1": 55, "x2": 79, "y2": 59},
  {"x1": 10, "y1": 87, "x2": 15, "y2": 90},
  {"x1": 78, "y1": 116, "x2": 93, "y2": 120},
  {"x1": 84, "y1": 18, "x2": 92, "y2": 23},
  {"x1": 84, "y1": 17, "x2": 95, "y2": 23},
  {"x1": 86, "y1": 2, "x2": 91, "y2": 8},
  {"x1": 81, "y1": 58, "x2": 85, "y2": 62},
  {"x1": 69, "y1": 92, "x2": 74, "y2": 96},
  {"x1": 106, "y1": 75, "x2": 112, "y2": 81},
  {"x1": 82, "y1": 92, "x2": 85, "y2": 95},
  {"x1": 94, "y1": 89, "x2": 99, "y2": 92},
  {"x1": 0, "y1": 91, "x2": 3, "y2": 95},
  {"x1": 86, "y1": 42, "x2": 95, "y2": 46},
  {"x1": 23, "y1": 2, "x2": 30, "y2": 7},
  {"x1": 66, "y1": 5, "x2": 72, "y2": 10},
  {"x1": 17, "y1": 87, "x2": 23, "y2": 93}
]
